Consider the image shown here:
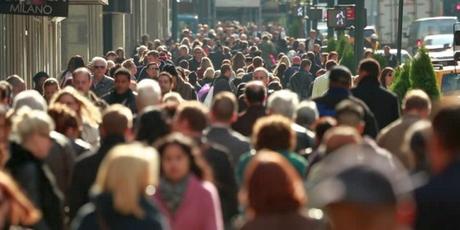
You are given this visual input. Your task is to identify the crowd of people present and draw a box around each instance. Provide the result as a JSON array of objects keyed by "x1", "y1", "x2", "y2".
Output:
[{"x1": 0, "y1": 21, "x2": 459, "y2": 230}]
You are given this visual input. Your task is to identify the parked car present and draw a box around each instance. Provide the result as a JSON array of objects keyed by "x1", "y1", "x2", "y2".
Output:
[{"x1": 423, "y1": 34, "x2": 453, "y2": 52}]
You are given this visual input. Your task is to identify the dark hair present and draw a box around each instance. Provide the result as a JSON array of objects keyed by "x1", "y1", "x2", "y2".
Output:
[
  {"x1": 114, "y1": 68, "x2": 132, "y2": 80},
  {"x1": 136, "y1": 106, "x2": 170, "y2": 145},
  {"x1": 379, "y1": 67, "x2": 394, "y2": 88},
  {"x1": 211, "y1": 92, "x2": 237, "y2": 122},
  {"x1": 329, "y1": 66, "x2": 352, "y2": 87},
  {"x1": 335, "y1": 99, "x2": 365, "y2": 127},
  {"x1": 0, "y1": 81, "x2": 12, "y2": 102},
  {"x1": 32, "y1": 72, "x2": 49, "y2": 84},
  {"x1": 175, "y1": 101, "x2": 209, "y2": 132},
  {"x1": 314, "y1": 117, "x2": 337, "y2": 145},
  {"x1": 156, "y1": 133, "x2": 211, "y2": 181},
  {"x1": 66, "y1": 55, "x2": 85, "y2": 72},
  {"x1": 300, "y1": 59, "x2": 312, "y2": 69},
  {"x1": 179, "y1": 60, "x2": 189, "y2": 69},
  {"x1": 232, "y1": 52, "x2": 246, "y2": 72},
  {"x1": 252, "y1": 57, "x2": 263, "y2": 68},
  {"x1": 359, "y1": 58, "x2": 381, "y2": 80},
  {"x1": 243, "y1": 150, "x2": 306, "y2": 215},
  {"x1": 274, "y1": 63, "x2": 287, "y2": 79},
  {"x1": 325, "y1": 60, "x2": 338, "y2": 71},
  {"x1": 220, "y1": 64, "x2": 232, "y2": 76},
  {"x1": 48, "y1": 104, "x2": 80, "y2": 135},
  {"x1": 432, "y1": 101, "x2": 460, "y2": 154},
  {"x1": 245, "y1": 81, "x2": 267, "y2": 104},
  {"x1": 253, "y1": 115, "x2": 296, "y2": 151}
]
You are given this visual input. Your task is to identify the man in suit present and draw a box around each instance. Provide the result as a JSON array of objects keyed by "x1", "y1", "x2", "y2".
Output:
[
  {"x1": 352, "y1": 58, "x2": 400, "y2": 130},
  {"x1": 205, "y1": 92, "x2": 251, "y2": 166},
  {"x1": 305, "y1": 30, "x2": 322, "y2": 52}
]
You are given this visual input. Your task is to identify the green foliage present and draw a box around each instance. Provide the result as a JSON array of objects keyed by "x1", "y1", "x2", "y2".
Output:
[
  {"x1": 390, "y1": 61, "x2": 412, "y2": 102},
  {"x1": 372, "y1": 53, "x2": 388, "y2": 70},
  {"x1": 288, "y1": 17, "x2": 302, "y2": 38},
  {"x1": 409, "y1": 47, "x2": 440, "y2": 100},
  {"x1": 340, "y1": 44, "x2": 356, "y2": 74},
  {"x1": 336, "y1": 36, "x2": 348, "y2": 58},
  {"x1": 326, "y1": 37, "x2": 337, "y2": 52}
]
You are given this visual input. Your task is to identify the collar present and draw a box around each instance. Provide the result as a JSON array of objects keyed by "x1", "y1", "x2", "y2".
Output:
[{"x1": 326, "y1": 87, "x2": 350, "y2": 96}]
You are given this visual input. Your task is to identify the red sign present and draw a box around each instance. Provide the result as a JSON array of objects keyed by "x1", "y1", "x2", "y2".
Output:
[{"x1": 346, "y1": 6, "x2": 355, "y2": 20}]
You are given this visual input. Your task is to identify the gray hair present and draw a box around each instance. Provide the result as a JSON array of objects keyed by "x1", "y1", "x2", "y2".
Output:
[
  {"x1": 13, "y1": 90, "x2": 47, "y2": 112},
  {"x1": 91, "y1": 56, "x2": 108, "y2": 68},
  {"x1": 267, "y1": 90, "x2": 299, "y2": 119},
  {"x1": 136, "y1": 79, "x2": 162, "y2": 112},
  {"x1": 296, "y1": 100, "x2": 319, "y2": 128}
]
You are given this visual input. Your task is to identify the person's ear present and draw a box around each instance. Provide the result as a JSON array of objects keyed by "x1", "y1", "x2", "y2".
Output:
[
  {"x1": 230, "y1": 112, "x2": 238, "y2": 123},
  {"x1": 124, "y1": 128, "x2": 135, "y2": 142},
  {"x1": 357, "y1": 122, "x2": 365, "y2": 135}
]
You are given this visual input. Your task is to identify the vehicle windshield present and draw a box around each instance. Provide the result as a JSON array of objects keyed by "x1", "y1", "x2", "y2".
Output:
[
  {"x1": 416, "y1": 19, "x2": 457, "y2": 39},
  {"x1": 424, "y1": 35, "x2": 453, "y2": 46},
  {"x1": 441, "y1": 73, "x2": 460, "y2": 95}
]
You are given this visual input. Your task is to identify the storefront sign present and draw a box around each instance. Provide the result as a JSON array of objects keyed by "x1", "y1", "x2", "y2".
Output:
[{"x1": 0, "y1": 0, "x2": 69, "y2": 17}]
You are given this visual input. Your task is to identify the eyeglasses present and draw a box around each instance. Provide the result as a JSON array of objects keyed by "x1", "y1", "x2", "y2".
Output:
[{"x1": 94, "y1": 66, "x2": 105, "y2": 69}]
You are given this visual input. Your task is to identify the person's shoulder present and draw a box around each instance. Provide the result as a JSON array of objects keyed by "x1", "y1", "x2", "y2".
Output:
[
  {"x1": 104, "y1": 75, "x2": 114, "y2": 82},
  {"x1": 71, "y1": 203, "x2": 97, "y2": 230}
]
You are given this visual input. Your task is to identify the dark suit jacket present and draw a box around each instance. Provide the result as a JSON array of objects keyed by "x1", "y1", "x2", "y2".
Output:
[
  {"x1": 232, "y1": 105, "x2": 267, "y2": 137},
  {"x1": 352, "y1": 77, "x2": 400, "y2": 130},
  {"x1": 204, "y1": 125, "x2": 251, "y2": 166},
  {"x1": 313, "y1": 87, "x2": 379, "y2": 138},
  {"x1": 213, "y1": 76, "x2": 232, "y2": 96},
  {"x1": 288, "y1": 70, "x2": 315, "y2": 100},
  {"x1": 69, "y1": 135, "x2": 125, "y2": 220}
]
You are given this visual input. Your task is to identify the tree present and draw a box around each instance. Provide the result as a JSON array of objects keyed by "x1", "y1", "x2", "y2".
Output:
[
  {"x1": 372, "y1": 53, "x2": 388, "y2": 69},
  {"x1": 409, "y1": 47, "x2": 440, "y2": 100},
  {"x1": 326, "y1": 37, "x2": 337, "y2": 52},
  {"x1": 341, "y1": 44, "x2": 356, "y2": 74},
  {"x1": 391, "y1": 61, "x2": 411, "y2": 102}
]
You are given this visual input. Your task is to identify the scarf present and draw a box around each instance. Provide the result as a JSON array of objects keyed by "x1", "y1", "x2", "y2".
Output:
[{"x1": 158, "y1": 175, "x2": 190, "y2": 214}]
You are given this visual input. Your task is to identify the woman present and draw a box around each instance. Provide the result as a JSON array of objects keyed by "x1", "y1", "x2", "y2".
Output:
[
  {"x1": 239, "y1": 150, "x2": 320, "y2": 230},
  {"x1": 60, "y1": 55, "x2": 85, "y2": 88},
  {"x1": 232, "y1": 52, "x2": 246, "y2": 72},
  {"x1": 0, "y1": 171, "x2": 41, "y2": 229},
  {"x1": 72, "y1": 143, "x2": 168, "y2": 230},
  {"x1": 190, "y1": 57, "x2": 214, "y2": 87},
  {"x1": 153, "y1": 133, "x2": 223, "y2": 230},
  {"x1": 50, "y1": 87, "x2": 101, "y2": 146},
  {"x1": 379, "y1": 67, "x2": 395, "y2": 89},
  {"x1": 5, "y1": 107, "x2": 64, "y2": 230},
  {"x1": 237, "y1": 115, "x2": 308, "y2": 182}
]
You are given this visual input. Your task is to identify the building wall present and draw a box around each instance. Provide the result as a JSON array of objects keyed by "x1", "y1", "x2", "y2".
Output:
[{"x1": 0, "y1": 15, "x2": 62, "y2": 86}]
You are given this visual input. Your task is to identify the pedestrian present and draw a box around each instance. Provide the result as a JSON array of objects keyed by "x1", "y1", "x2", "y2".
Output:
[
  {"x1": 69, "y1": 104, "x2": 133, "y2": 219},
  {"x1": 6, "y1": 107, "x2": 64, "y2": 230},
  {"x1": 352, "y1": 58, "x2": 399, "y2": 130},
  {"x1": 135, "y1": 106, "x2": 170, "y2": 145},
  {"x1": 60, "y1": 55, "x2": 85, "y2": 88},
  {"x1": 89, "y1": 57, "x2": 114, "y2": 97},
  {"x1": 189, "y1": 46, "x2": 205, "y2": 72},
  {"x1": 379, "y1": 67, "x2": 394, "y2": 89},
  {"x1": 154, "y1": 133, "x2": 224, "y2": 230},
  {"x1": 102, "y1": 68, "x2": 138, "y2": 114},
  {"x1": 311, "y1": 60, "x2": 337, "y2": 98},
  {"x1": 288, "y1": 59, "x2": 314, "y2": 100},
  {"x1": 6, "y1": 75, "x2": 25, "y2": 100},
  {"x1": 237, "y1": 115, "x2": 308, "y2": 182},
  {"x1": 72, "y1": 143, "x2": 168, "y2": 230},
  {"x1": 212, "y1": 64, "x2": 233, "y2": 97},
  {"x1": 42, "y1": 78, "x2": 60, "y2": 104},
  {"x1": 239, "y1": 150, "x2": 322, "y2": 230},
  {"x1": 32, "y1": 71, "x2": 50, "y2": 95},
  {"x1": 72, "y1": 67, "x2": 108, "y2": 111}
]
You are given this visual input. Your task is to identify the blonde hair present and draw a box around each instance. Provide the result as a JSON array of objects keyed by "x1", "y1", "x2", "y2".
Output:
[
  {"x1": 278, "y1": 55, "x2": 291, "y2": 67},
  {"x1": 50, "y1": 86, "x2": 101, "y2": 126},
  {"x1": 11, "y1": 106, "x2": 54, "y2": 144},
  {"x1": 92, "y1": 143, "x2": 159, "y2": 219},
  {"x1": 199, "y1": 57, "x2": 214, "y2": 70},
  {"x1": 203, "y1": 67, "x2": 215, "y2": 80}
]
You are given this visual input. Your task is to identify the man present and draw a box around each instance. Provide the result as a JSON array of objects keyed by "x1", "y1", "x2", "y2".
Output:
[
  {"x1": 136, "y1": 79, "x2": 162, "y2": 113},
  {"x1": 136, "y1": 50, "x2": 162, "y2": 80},
  {"x1": 90, "y1": 57, "x2": 114, "y2": 97},
  {"x1": 232, "y1": 81, "x2": 267, "y2": 136},
  {"x1": 173, "y1": 101, "x2": 238, "y2": 228},
  {"x1": 102, "y1": 68, "x2": 137, "y2": 114},
  {"x1": 258, "y1": 35, "x2": 277, "y2": 69},
  {"x1": 313, "y1": 66, "x2": 379, "y2": 138},
  {"x1": 311, "y1": 60, "x2": 337, "y2": 98},
  {"x1": 32, "y1": 71, "x2": 49, "y2": 95},
  {"x1": 205, "y1": 92, "x2": 250, "y2": 166},
  {"x1": 313, "y1": 44, "x2": 323, "y2": 67},
  {"x1": 174, "y1": 45, "x2": 192, "y2": 65},
  {"x1": 383, "y1": 45, "x2": 397, "y2": 68},
  {"x1": 213, "y1": 63, "x2": 233, "y2": 96},
  {"x1": 305, "y1": 30, "x2": 322, "y2": 51},
  {"x1": 6, "y1": 75, "x2": 25, "y2": 99},
  {"x1": 72, "y1": 67, "x2": 107, "y2": 110},
  {"x1": 157, "y1": 72, "x2": 174, "y2": 96},
  {"x1": 69, "y1": 104, "x2": 133, "y2": 219},
  {"x1": 289, "y1": 59, "x2": 314, "y2": 100},
  {"x1": 352, "y1": 58, "x2": 399, "y2": 130},
  {"x1": 377, "y1": 90, "x2": 431, "y2": 168},
  {"x1": 295, "y1": 100, "x2": 319, "y2": 131},
  {"x1": 188, "y1": 46, "x2": 204, "y2": 71},
  {"x1": 415, "y1": 99, "x2": 460, "y2": 229},
  {"x1": 283, "y1": 56, "x2": 301, "y2": 87},
  {"x1": 242, "y1": 56, "x2": 264, "y2": 83},
  {"x1": 267, "y1": 90, "x2": 315, "y2": 152}
]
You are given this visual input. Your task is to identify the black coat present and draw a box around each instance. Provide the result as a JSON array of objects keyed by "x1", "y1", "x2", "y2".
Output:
[
  {"x1": 288, "y1": 70, "x2": 315, "y2": 100},
  {"x1": 69, "y1": 135, "x2": 126, "y2": 220},
  {"x1": 102, "y1": 90, "x2": 137, "y2": 114},
  {"x1": 232, "y1": 105, "x2": 267, "y2": 137},
  {"x1": 72, "y1": 193, "x2": 168, "y2": 230},
  {"x1": 6, "y1": 142, "x2": 64, "y2": 230},
  {"x1": 212, "y1": 76, "x2": 233, "y2": 97},
  {"x1": 351, "y1": 77, "x2": 400, "y2": 130},
  {"x1": 415, "y1": 160, "x2": 460, "y2": 229},
  {"x1": 313, "y1": 87, "x2": 379, "y2": 138}
]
